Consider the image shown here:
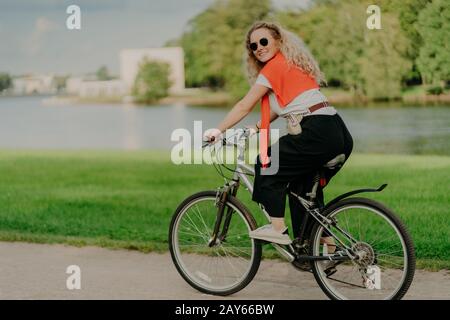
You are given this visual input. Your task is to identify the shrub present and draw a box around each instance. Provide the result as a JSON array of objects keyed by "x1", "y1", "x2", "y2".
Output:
[
  {"x1": 132, "y1": 60, "x2": 172, "y2": 103},
  {"x1": 426, "y1": 86, "x2": 443, "y2": 95}
]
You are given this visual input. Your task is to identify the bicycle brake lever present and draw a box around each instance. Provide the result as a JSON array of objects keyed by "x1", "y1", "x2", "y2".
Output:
[{"x1": 202, "y1": 135, "x2": 216, "y2": 148}]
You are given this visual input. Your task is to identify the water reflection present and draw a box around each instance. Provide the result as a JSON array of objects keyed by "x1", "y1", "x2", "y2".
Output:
[
  {"x1": 122, "y1": 104, "x2": 140, "y2": 150},
  {"x1": 0, "y1": 96, "x2": 449, "y2": 155}
]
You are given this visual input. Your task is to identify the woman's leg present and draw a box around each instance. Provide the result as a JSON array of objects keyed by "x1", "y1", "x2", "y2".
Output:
[
  {"x1": 251, "y1": 116, "x2": 353, "y2": 244},
  {"x1": 288, "y1": 192, "x2": 305, "y2": 239},
  {"x1": 270, "y1": 217, "x2": 287, "y2": 232},
  {"x1": 252, "y1": 172, "x2": 290, "y2": 233},
  {"x1": 250, "y1": 148, "x2": 293, "y2": 244}
]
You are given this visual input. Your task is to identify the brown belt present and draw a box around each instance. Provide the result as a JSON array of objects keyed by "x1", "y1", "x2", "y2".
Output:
[{"x1": 308, "y1": 101, "x2": 330, "y2": 113}]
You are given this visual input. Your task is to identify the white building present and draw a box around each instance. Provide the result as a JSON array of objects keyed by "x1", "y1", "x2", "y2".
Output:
[
  {"x1": 120, "y1": 47, "x2": 185, "y2": 94},
  {"x1": 65, "y1": 47, "x2": 185, "y2": 98},
  {"x1": 65, "y1": 77, "x2": 84, "y2": 95},
  {"x1": 66, "y1": 77, "x2": 126, "y2": 97},
  {"x1": 12, "y1": 75, "x2": 57, "y2": 95}
]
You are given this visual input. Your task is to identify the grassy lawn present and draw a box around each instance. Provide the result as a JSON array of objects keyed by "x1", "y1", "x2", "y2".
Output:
[{"x1": 0, "y1": 150, "x2": 448, "y2": 270}]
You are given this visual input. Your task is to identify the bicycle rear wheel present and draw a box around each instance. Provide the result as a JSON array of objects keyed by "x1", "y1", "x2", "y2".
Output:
[
  {"x1": 169, "y1": 191, "x2": 262, "y2": 296},
  {"x1": 309, "y1": 197, "x2": 415, "y2": 300}
]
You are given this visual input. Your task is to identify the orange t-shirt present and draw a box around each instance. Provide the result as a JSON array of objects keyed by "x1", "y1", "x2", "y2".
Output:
[{"x1": 258, "y1": 52, "x2": 319, "y2": 168}]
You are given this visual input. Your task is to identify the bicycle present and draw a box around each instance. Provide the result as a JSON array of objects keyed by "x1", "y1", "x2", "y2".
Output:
[{"x1": 169, "y1": 128, "x2": 415, "y2": 300}]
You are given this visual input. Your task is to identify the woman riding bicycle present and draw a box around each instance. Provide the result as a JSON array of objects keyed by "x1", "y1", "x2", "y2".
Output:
[{"x1": 204, "y1": 21, "x2": 353, "y2": 247}]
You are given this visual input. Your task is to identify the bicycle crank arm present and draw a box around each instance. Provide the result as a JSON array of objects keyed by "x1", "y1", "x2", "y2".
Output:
[{"x1": 271, "y1": 244, "x2": 296, "y2": 262}]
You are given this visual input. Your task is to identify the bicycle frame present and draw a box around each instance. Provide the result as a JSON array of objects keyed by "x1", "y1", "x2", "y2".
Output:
[
  {"x1": 207, "y1": 130, "x2": 386, "y2": 264},
  {"x1": 231, "y1": 160, "x2": 355, "y2": 263}
]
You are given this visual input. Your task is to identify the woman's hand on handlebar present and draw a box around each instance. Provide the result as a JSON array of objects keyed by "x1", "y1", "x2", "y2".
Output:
[{"x1": 203, "y1": 128, "x2": 222, "y2": 144}]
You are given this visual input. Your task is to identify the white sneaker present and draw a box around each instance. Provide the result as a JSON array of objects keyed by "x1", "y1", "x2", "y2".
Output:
[{"x1": 249, "y1": 224, "x2": 292, "y2": 245}]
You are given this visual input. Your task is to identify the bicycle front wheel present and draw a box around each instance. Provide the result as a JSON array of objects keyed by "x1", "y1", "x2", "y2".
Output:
[
  {"x1": 169, "y1": 191, "x2": 262, "y2": 296},
  {"x1": 309, "y1": 197, "x2": 415, "y2": 300}
]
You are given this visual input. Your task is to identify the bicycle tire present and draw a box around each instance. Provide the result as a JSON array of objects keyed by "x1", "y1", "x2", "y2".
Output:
[
  {"x1": 309, "y1": 197, "x2": 416, "y2": 300},
  {"x1": 169, "y1": 191, "x2": 262, "y2": 296}
]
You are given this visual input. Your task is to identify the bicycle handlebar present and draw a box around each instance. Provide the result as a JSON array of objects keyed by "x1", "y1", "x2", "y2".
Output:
[{"x1": 202, "y1": 128, "x2": 254, "y2": 149}]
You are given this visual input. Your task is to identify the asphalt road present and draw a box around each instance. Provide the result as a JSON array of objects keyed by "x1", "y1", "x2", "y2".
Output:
[{"x1": 0, "y1": 242, "x2": 448, "y2": 300}]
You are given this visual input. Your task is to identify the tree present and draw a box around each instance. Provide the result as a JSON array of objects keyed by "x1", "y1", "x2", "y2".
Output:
[
  {"x1": 395, "y1": 0, "x2": 432, "y2": 59},
  {"x1": 179, "y1": 0, "x2": 272, "y2": 99},
  {"x1": 360, "y1": 12, "x2": 412, "y2": 99},
  {"x1": 0, "y1": 73, "x2": 12, "y2": 92},
  {"x1": 278, "y1": 0, "x2": 411, "y2": 99},
  {"x1": 132, "y1": 60, "x2": 172, "y2": 103},
  {"x1": 416, "y1": 0, "x2": 450, "y2": 86},
  {"x1": 378, "y1": 0, "x2": 431, "y2": 58},
  {"x1": 278, "y1": 1, "x2": 366, "y2": 94},
  {"x1": 174, "y1": 0, "x2": 428, "y2": 101},
  {"x1": 96, "y1": 65, "x2": 111, "y2": 81},
  {"x1": 377, "y1": 0, "x2": 432, "y2": 84}
]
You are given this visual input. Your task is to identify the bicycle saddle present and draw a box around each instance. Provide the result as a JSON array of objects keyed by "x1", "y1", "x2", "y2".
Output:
[{"x1": 323, "y1": 154, "x2": 346, "y2": 170}]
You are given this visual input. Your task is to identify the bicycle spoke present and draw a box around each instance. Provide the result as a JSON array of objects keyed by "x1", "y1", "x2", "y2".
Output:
[
  {"x1": 178, "y1": 242, "x2": 206, "y2": 248},
  {"x1": 194, "y1": 204, "x2": 213, "y2": 235},
  {"x1": 184, "y1": 212, "x2": 209, "y2": 241},
  {"x1": 376, "y1": 257, "x2": 405, "y2": 269},
  {"x1": 377, "y1": 267, "x2": 403, "y2": 286},
  {"x1": 178, "y1": 229, "x2": 207, "y2": 239},
  {"x1": 220, "y1": 245, "x2": 252, "y2": 260},
  {"x1": 369, "y1": 233, "x2": 402, "y2": 248},
  {"x1": 220, "y1": 246, "x2": 243, "y2": 280},
  {"x1": 376, "y1": 251, "x2": 405, "y2": 258}
]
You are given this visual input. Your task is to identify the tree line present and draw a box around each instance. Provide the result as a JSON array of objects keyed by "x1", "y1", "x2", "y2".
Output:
[
  {"x1": 0, "y1": 73, "x2": 12, "y2": 93},
  {"x1": 170, "y1": 0, "x2": 449, "y2": 101}
]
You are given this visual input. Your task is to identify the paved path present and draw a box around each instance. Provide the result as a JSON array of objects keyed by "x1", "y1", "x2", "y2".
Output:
[{"x1": 0, "y1": 242, "x2": 448, "y2": 300}]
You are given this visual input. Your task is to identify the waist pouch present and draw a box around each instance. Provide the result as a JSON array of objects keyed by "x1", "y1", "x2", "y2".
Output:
[{"x1": 285, "y1": 113, "x2": 303, "y2": 135}]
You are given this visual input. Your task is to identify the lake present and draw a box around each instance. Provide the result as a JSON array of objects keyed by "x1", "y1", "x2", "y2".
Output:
[{"x1": 0, "y1": 96, "x2": 449, "y2": 155}]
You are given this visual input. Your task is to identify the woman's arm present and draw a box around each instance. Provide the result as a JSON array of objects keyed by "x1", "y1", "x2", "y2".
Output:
[{"x1": 215, "y1": 84, "x2": 270, "y2": 133}]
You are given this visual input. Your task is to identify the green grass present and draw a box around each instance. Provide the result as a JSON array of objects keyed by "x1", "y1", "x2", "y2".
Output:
[{"x1": 0, "y1": 150, "x2": 449, "y2": 270}]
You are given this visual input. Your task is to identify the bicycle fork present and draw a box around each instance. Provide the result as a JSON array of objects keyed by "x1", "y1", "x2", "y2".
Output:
[{"x1": 208, "y1": 181, "x2": 239, "y2": 247}]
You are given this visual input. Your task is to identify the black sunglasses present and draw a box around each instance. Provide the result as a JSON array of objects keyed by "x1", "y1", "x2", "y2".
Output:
[{"x1": 249, "y1": 38, "x2": 269, "y2": 51}]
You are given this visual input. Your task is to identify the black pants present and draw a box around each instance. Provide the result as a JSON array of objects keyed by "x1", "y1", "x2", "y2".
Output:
[{"x1": 252, "y1": 113, "x2": 353, "y2": 237}]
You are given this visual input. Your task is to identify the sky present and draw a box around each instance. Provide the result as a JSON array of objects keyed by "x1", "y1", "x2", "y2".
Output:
[{"x1": 0, "y1": 0, "x2": 311, "y2": 76}]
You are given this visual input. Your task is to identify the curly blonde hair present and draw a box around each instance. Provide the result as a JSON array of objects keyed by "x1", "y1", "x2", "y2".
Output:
[{"x1": 245, "y1": 21, "x2": 326, "y2": 86}]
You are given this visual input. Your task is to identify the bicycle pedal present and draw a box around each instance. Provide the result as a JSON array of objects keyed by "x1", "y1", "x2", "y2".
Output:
[{"x1": 292, "y1": 260, "x2": 312, "y2": 273}]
